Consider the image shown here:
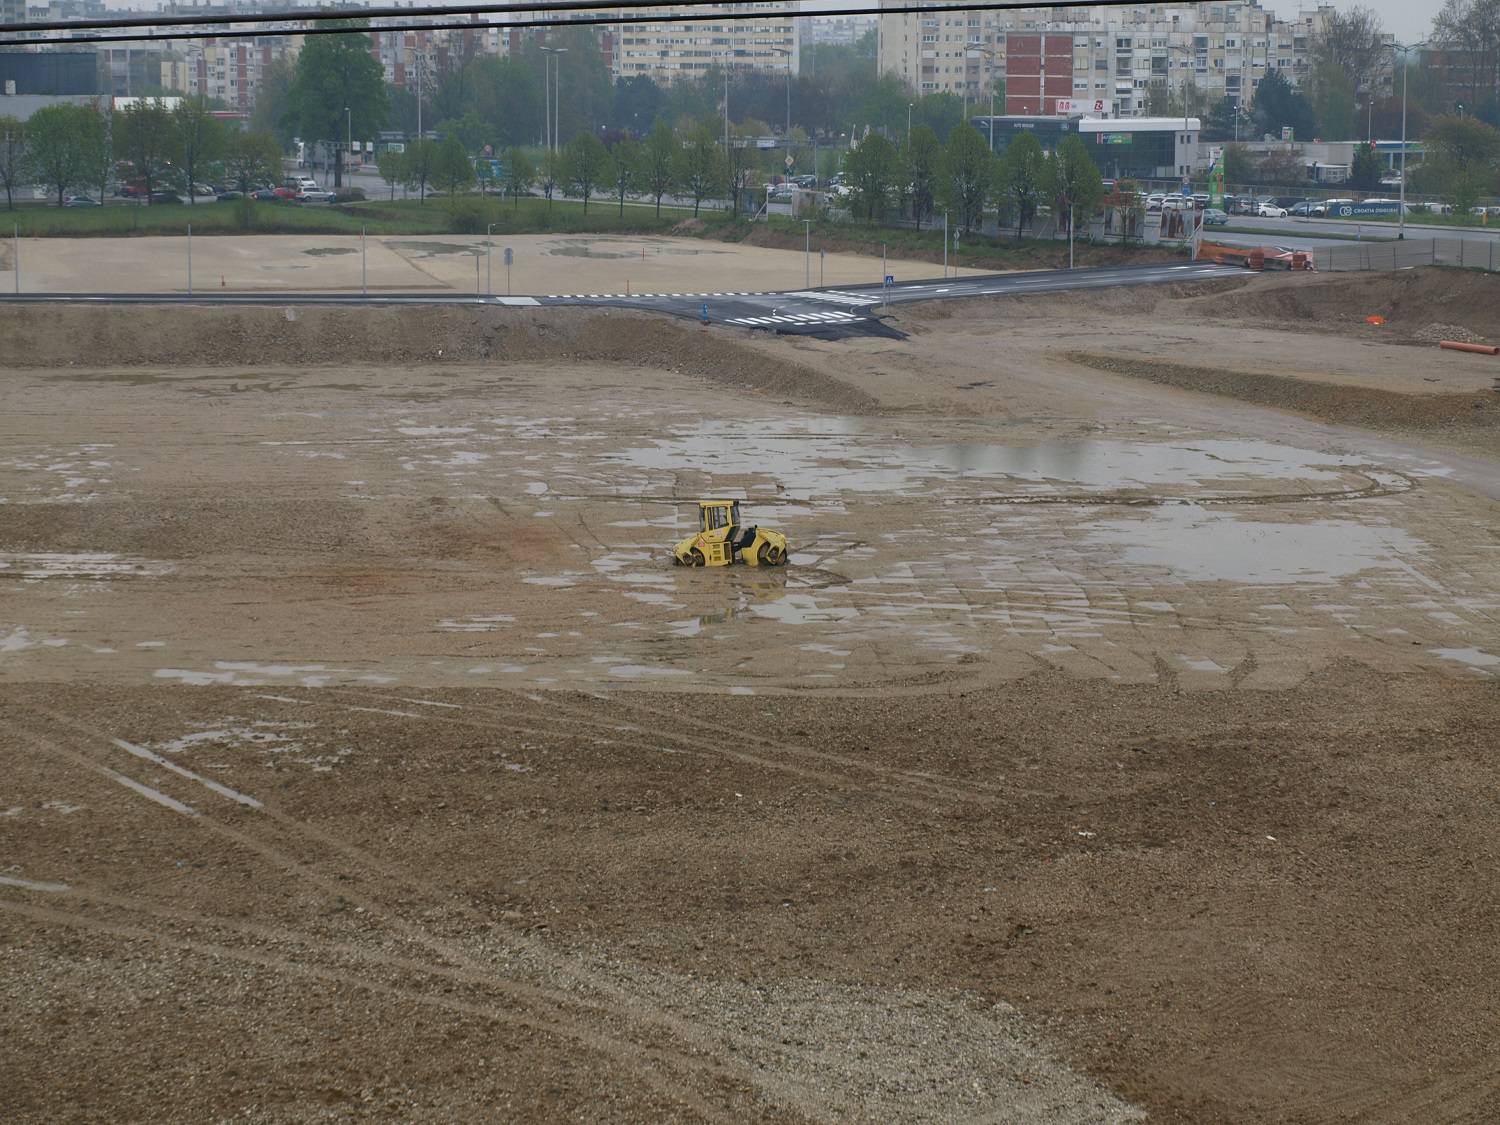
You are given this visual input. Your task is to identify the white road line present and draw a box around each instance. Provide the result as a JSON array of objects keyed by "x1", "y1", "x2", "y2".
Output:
[
  {"x1": 112, "y1": 737, "x2": 263, "y2": 810},
  {"x1": 496, "y1": 297, "x2": 538, "y2": 306},
  {"x1": 0, "y1": 875, "x2": 70, "y2": 893},
  {"x1": 103, "y1": 768, "x2": 199, "y2": 816}
]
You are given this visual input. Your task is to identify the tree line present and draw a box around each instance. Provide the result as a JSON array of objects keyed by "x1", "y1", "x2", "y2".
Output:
[{"x1": 0, "y1": 99, "x2": 283, "y2": 208}]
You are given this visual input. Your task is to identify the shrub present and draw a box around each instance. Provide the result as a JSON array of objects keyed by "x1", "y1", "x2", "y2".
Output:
[
  {"x1": 335, "y1": 187, "x2": 366, "y2": 203},
  {"x1": 445, "y1": 195, "x2": 496, "y2": 233}
]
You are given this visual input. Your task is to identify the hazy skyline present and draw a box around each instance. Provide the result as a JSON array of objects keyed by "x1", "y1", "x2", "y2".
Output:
[{"x1": 87, "y1": 0, "x2": 1442, "y2": 47}]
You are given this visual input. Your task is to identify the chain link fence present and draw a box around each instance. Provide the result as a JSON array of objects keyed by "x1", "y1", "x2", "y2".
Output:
[{"x1": 1313, "y1": 238, "x2": 1500, "y2": 273}]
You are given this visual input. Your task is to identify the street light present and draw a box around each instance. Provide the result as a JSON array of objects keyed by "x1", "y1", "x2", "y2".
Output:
[
  {"x1": 968, "y1": 42, "x2": 997, "y2": 151},
  {"x1": 907, "y1": 102, "x2": 913, "y2": 147},
  {"x1": 540, "y1": 46, "x2": 567, "y2": 153},
  {"x1": 1392, "y1": 41, "x2": 1427, "y2": 240},
  {"x1": 345, "y1": 105, "x2": 351, "y2": 187},
  {"x1": 802, "y1": 218, "x2": 811, "y2": 287}
]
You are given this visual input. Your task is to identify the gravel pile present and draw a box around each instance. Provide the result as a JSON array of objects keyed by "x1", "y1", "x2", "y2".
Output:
[{"x1": 1413, "y1": 322, "x2": 1492, "y2": 345}]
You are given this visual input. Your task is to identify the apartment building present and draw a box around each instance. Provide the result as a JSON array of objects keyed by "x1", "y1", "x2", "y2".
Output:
[
  {"x1": 807, "y1": 15, "x2": 877, "y2": 48},
  {"x1": 611, "y1": 3, "x2": 799, "y2": 84},
  {"x1": 159, "y1": 39, "x2": 287, "y2": 113},
  {"x1": 879, "y1": 2, "x2": 1352, "y2": 120}
]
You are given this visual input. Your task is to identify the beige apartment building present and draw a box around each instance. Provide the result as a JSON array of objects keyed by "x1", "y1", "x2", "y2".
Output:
[
  {"x1": 611, "y1": 3, "x2": 800, "y2": 84},
  {"x1": 877, "y1": 2, "x2": 1367, "y2": 122}
]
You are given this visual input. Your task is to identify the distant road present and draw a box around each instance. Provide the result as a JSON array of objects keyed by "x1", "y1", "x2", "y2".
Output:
[{"x1": 0, "y1": 261, "x2": 1235, "y2": 340}]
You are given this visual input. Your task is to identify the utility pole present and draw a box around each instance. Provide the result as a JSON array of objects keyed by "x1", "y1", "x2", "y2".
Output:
[{"x1": 802, "y1": 219, "x2": 811, "y2": 287}]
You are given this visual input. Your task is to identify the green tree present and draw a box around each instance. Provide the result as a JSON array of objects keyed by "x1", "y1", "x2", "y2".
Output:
[
  {"x1": 844, "y1": 132, "x2": 901, "y2": 222},
  {"x1": 538, "y1": 148, "x2": 560, "y2": 209},
  {"x1": 403, "y1": 137, "x2": 436, "y2": 201},
  {"x1": 286, "y1": 23, "x2": 387, "y2": 188},
  {"x1": 224, "y1": 129, "x2": 283, "y2": 194},
  {"x1": 503, "y1": 146, "x2": 535, "y2": 208},
  {"x1": 115, "y1": 98, "x2": 176, "y2": 200},
  {"x1": 1048, "y1": 134, "x2": 1105, "y2": 234},
  {"x1": 438, "y1": 111, "x2": 489, "y2": 153},
  {"x1": 251, "y1": 56, "x2": 296, "y2": 146},
  {"x1": 609, "y1": 137, "x2": 642, "y2": 217},
  {"x1": 1252, "y1": 69, "x2": 1317, "y2": 141},
  {"x1": 562, "y1": 130, "x2": 608, "y2": 212},
  {"x1": 0, "y1": 116, "x2": 25, "y2": 210},
  {"x1": 672, "y1": 125, "x2": 721, "y2": 217},
  {"x1": 172, "y1": 97, "x2": 226, "y2": 203},
  {"x1": 1307, "y1": 63, "x2": 1357, "y2": 139},
  {"x1": 27, "y1": 103, "x2": 105, "y2": 206},
  {"x1": 376, "y1": 145, "x2": 407, "y2": 200},
  {"x1": 641, "y1": 121, "x2": 677, "y2": 216},
  {"x1": 1223, "y1": 141, "x2": 1256, "y2": 186},
  {"x1": 1256, "y1": 146, "x2": 1306, "y2": 185},
  {"x1": 1349, "y1": 141, "x2": 1383, "y2": 191},
  {"x1": 904, "y1": 123, "x2": 941, "y2": 228},
  {"x1": 941, "y1": 123, "x2": 996, "y2": 233},
  {"x1": 1424, "y1": 114, "x2": 1500, "y2": 211},
  {"x1": 993, "y1": 129, "x2": 1045, "y2": 240},
  {"x1": 431, "y1": 134, "x2": 474, "y2": 197}
]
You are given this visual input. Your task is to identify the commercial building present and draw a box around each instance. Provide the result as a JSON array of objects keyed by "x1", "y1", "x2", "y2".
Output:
[
  {"x1": 0, "y1": 49, "x2": 97, "y2": 94},
  {"x1": 971, "y1": 113, "x2": 1202, "y2": 178},
  {"x1": 611, "y1": 3, "x2": 799, "y2": 84}
]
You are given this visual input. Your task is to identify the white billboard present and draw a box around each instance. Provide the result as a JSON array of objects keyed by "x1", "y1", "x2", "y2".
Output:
[{"x1": 1055, "y1": 98, "x2": 1113, "y2": 117}]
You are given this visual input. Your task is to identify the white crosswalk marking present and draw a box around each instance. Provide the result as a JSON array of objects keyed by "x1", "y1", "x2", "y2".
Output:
[{"x1": 783, "y1": 289, "x2": 878, "y2": 306}]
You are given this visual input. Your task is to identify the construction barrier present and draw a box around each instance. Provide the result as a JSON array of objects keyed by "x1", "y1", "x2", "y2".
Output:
[{"x1": 1313, "y1": 238, "x2": 1500, "y2": 273}]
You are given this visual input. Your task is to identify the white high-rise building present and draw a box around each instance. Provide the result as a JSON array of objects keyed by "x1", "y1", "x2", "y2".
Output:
[
  {"x1": 612, "y1": 3, "x2": 800, "y2": 84},
  {"x1": 877, "y1": 2, "x2": 1367, "y2": 122}
]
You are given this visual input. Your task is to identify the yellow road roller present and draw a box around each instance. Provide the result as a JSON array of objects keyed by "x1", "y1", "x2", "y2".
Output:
[{"x1": 672, "y1": 500, "x2": 788, "y2": 567}]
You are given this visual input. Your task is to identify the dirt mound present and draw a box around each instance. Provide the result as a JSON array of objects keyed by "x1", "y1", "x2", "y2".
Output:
[
  {"x1": 1070, "y1": 350, "x2": 1500, "y2": 433},
  {"x1": 0, "y1": 304, "x2": 878, "y2": 412},
  {"x1": 1203, "y1": 267, "x2": 1500, "y2": 343}
]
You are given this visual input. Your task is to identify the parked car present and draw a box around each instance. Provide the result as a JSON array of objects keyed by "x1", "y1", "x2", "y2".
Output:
[
  {"x1": 790, "y1": 174, "x2": 817, "y2": 189},
  {"x1": 148, "y1": 191, "x2": 181, "y2": 205},
  {"x1": 216, "y1": 190, "x2": 243, "y2": 202},
  {"x1": 62, "y1": 194, "x2": 100, "y2": 207},
  {"x1": 1201, "y1": 208, "x2": 1229, "y2": 226},
  {"x1": 1257, "y1": 201, "x2": 1289, "y2": 218},
  {"x1": 767, "y1": 184, "x2": 794, "y2": 202},
  {"x1": 1229, "y1": 196, "x2": 1257, "y2": 215},
  {"x1": 295, "y1": 188, "x2": 337, "y2": 204},
  {"x1": 250, "y1": 188, "x2": 279, "y2": 201},
  {"x1": 1289, "y1": 201, "x2": 1315, "y2": 216},
  {"x1": 272, "y1": 186, "x2": 298, "y2": 200}
]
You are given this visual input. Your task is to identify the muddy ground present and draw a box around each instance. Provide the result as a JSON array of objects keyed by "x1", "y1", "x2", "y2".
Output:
[{"x1": 3, "y1": 267, "x2": 1499, "y2": 1123}]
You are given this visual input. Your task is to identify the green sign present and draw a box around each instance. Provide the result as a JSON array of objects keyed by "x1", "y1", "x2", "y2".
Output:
[{"x1": 1103, "y1": 133, "x2": 1132, "y2": 145}]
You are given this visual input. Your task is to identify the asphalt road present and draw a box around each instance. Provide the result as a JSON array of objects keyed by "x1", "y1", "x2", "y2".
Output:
[
  {"x1": 0, "y1": 261, "x2": 1235, "y2": 341},
  {"x1": 1210, "y1": 213, "x2": 1500, "y2": 249}
]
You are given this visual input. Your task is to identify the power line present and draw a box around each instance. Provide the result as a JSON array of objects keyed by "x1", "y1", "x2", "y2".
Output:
[
  {"x1": 12, "y1": 0, "x2": 711, "y2": 36},
  {"x1": 2, "y1": 1, "x2": 1186, "y2": 49}
]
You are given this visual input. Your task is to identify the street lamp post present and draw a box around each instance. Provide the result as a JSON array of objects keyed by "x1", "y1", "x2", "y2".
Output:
[
  {"x1": 540, "y1": 46, "x2": 567, "y2": 152},
  {"x1": 802, "y1": 219, "x2": 811, "y2": 287},
  {"x1": 486, "y1": 222, "x2": 495, "y2": 295},
  {"x1": 1375, "y1": 41, "x2": 1426, "y2": 240},
  {"x1": 345, "y1": 106, "x2": 351, "y2": 187},
  {"x1": 907, "y1": 102, "x2": 913, "y2": 147},
  {"x1": 968, "y1": 43, "x2": 997, "y2": 150}
]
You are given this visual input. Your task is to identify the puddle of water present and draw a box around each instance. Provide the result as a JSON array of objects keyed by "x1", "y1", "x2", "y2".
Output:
[
  {"x1": 608, "y1": 421, "x2": 1383, "y2": 502},
  {"x1": 1082, "y1": 505, "x2": 1429, "y2": 585},
  {"x1": 749, "y1": 594, "x2": 859, "y2": 625},
  {"x1": 303, "y1": 247, "x2": 357, "y2": 257},
  {"x1": 1431, "y1": 648, "x2": 1499, "y2": 675},
  {"x1": 384, "y1": 240, "x2": 481, "y2": 257}
]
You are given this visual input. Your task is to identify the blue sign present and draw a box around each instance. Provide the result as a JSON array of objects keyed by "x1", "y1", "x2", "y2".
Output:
[
  {"x1": 1334, "y1": 201, "x2": 1403, "y2": 217},
  {"x1": 884, "y1": 274, "x2": 895, "y2": 285}
]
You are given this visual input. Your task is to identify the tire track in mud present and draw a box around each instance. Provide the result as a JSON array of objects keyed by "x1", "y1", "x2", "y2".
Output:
[
  {"x1": 9, "y1": 715, "x2": 765, "y2": 1121},
  {"x1": 25, "y1": 706, "x2": 1021, "y2": 1122},
  {"x1": 318, "y1": 683, "x2": 1028, "y2": 809},
  {"x1": 0, "y1": 897, "x2": 744, "y2": 1124}
]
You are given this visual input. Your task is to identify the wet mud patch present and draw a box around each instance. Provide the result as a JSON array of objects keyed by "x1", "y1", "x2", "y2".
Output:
[{"x1": 302, "y1": 247, "x2": 357, "y2": 257}]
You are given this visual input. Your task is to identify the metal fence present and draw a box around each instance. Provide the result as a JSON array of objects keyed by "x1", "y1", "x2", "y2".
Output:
[{"x1": 1313, "y1": 238, "x2": 1500, "y2": 273}]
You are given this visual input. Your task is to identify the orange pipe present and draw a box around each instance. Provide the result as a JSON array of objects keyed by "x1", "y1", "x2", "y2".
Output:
[{"x1": 1439, "y1": 341, "x2": 1499, "y2": 355}]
